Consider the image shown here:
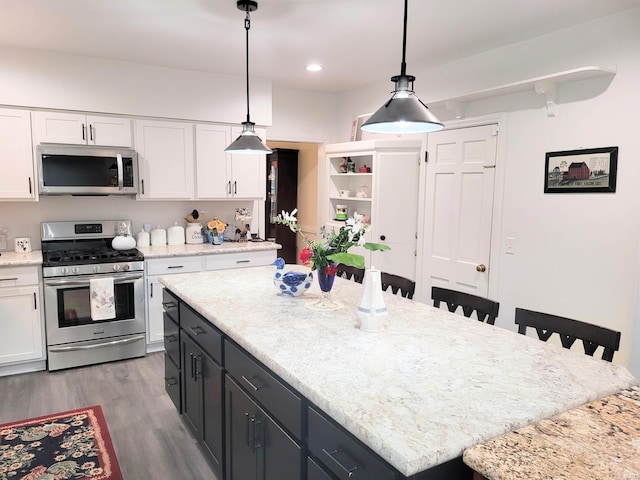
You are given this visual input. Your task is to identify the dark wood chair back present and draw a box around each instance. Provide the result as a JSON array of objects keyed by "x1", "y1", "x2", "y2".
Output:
[
  {"x1": 380, "y1": 272, "x2": 415, "y2": 299},
  {"x1": 514, "y1": 308, "x2": 621, "y2": 362},
  {"x1": 336, "y1": 264, "x2": 365, "y2": 284},
  {"x1": 431, "y1": 287, "x2": 500, "y2": 325}
]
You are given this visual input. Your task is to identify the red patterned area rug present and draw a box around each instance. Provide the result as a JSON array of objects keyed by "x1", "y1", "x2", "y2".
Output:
[{"x1": 0, "y1": 405, "x2": 123, "y2": 480}]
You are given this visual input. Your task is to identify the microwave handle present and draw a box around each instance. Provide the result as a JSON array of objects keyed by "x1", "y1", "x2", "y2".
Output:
[{"x1": 117, "y1": 153, "x2": 124, "y2": 191}]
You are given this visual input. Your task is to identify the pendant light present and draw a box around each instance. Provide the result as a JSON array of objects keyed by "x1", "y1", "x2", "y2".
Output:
[
  {"x1": 361, "y1": 0, "x2": 443, "y2": 134},
  {"x1": 225, "y1": 0, "x2": 272, "y2": 154}
]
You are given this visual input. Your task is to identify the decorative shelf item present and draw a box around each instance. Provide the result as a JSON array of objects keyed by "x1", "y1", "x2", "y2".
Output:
[{"x1": 428, "y1": 66, "x2": 616, "y2": 118}]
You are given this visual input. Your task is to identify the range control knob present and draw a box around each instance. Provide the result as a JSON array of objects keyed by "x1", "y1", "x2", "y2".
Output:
[
  {"x1": 71, "y1": 266, "x2": 80, "y2": 275},
  {"x1": 123, "y1": 264, "x2": 131, "y2": 271},
  {"x1": 113, "y1": 264, "x2": 122, "y2": 272},
  {"x1": 60, "y1": 267, "x2": 69, "y2": 275},
  {"x1": 93, "y1": 265, "x2": 101, "y2": 273}
]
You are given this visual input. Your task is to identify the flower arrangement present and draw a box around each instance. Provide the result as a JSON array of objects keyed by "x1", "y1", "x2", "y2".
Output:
[
  {"x1": 203, "y1": 217, "x2": 227, "y2": 237},
  {"x1": 273, "y1": 209, "x2": 389, "y2": 272}
]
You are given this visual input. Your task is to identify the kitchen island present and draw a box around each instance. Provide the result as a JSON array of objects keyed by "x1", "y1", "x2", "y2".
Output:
[{"x1": 159, "y1": 266, "x2": 637, "y2": 479}]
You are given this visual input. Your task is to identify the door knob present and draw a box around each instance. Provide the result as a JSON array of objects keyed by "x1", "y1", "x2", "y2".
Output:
[{"x1": 476, "y1": 264, "x2": 486, "y2": 272}]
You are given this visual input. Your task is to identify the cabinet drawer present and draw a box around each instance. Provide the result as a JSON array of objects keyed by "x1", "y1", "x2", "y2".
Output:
[
  {"x1": 147, "y1": 256, "x2": 203, "y2": 275},
  {"x1": 0, "y1": 266, "x2": 39, "y2": 287},
  {"x1": 180, "y1": 303, "x2": 222, "y2": 363},
  {"x1": 163, "y1": 313, "x2": 180, "y2": 366},
  {"x1": 164, "y1": 353, "x2": 181, "y2": 412},
  {"x1": 308, "y1": 406, "x2": 395, "y2": 480},
  {"x1": 225, "y1": 340, "x2": 303, "y2": 440},
  {"x1": 205, "y1": 250, "x2": 276, "y2": 271},
  {"x1": 162, "y1": 289, "x2": 179, "y2": 324}
]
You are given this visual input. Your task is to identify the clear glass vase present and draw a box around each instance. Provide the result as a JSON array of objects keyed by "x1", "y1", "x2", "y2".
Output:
[{"x1": 306, "y1": 264, "x2": 341, "y2": 311}]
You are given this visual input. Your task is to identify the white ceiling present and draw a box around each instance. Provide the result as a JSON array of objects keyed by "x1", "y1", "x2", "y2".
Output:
[{"x1": 1, "y1": 0, "x2": 640, "y2": 94}]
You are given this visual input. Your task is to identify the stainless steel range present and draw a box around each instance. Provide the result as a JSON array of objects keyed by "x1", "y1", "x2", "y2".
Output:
[{"x1": 41, "y1": 220, "x2": 146, "y2": 371}]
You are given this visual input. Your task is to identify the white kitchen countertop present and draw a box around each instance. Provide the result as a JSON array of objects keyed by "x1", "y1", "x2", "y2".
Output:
[
  {"x1": 159, "y1": 266, "x2": 638, "y2": 477},
  {"x1": 0, "y1": 250, "x2": 43, "y2": 267},
  {"x1": 137, "y1": 240, "x2": 280, "y2": 259}
]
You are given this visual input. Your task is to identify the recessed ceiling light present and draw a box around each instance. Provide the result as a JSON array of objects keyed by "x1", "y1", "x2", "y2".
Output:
[{"x1": 305, "y1": 64, "x2": 322, "y2": 72}]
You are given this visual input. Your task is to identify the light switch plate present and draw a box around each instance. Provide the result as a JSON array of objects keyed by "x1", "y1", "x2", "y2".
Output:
[
  {"x1": 505, "y1": 236, "x2": 516, "y2": 255},
  {"x1": 0, "y1": 226, "x2": 12, "y2": 251}
]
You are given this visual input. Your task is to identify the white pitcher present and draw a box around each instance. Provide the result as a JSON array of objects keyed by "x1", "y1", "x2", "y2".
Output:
[{"x1": 358, "y1": 267, "x2": 388, "y2": 332}]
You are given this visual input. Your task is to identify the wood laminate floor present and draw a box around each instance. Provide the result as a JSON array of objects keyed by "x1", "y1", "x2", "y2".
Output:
[{"x1": 0, "y1": 352, "x2": 217, "y2": 479}]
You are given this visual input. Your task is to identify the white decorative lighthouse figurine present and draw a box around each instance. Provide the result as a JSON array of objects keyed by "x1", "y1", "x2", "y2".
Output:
[{"x1": 358, "y1": 267, "x2": 388, "y2": 332}]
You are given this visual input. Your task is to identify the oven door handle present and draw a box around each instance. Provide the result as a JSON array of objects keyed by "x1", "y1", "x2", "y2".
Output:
[
  {"x1": 49, "y1": 335, "x2": 145, "y2": 352},
  {"x1": 44, "y1": 272, "x2": 144, "y2": 287}
]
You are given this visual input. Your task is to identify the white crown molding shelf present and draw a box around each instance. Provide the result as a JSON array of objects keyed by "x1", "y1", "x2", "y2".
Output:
[{"x1": 428, "y1": 66, "x2": 616, "y2": 118}]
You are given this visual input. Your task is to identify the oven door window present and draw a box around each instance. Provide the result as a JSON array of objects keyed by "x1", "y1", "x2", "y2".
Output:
[{"x1": 57, "y1": 283, "x2": 135, "y2": 327}]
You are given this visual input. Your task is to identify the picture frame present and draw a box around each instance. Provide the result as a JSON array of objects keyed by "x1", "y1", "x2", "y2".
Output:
[{"x1": 544, "y1": 146, "x2": 618, "y2": 193}]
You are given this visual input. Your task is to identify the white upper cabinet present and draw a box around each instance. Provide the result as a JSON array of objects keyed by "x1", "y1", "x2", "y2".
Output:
[
  {"x1": 33, "y1": 111, "x2": 133, "y2": 147},
  {"x1": 195, "y1": 124, "x2": 266, "y2": 200},
  {"x1": 0, "y1": 108, "x2": 36, "y2": 200},
  {"x1": 136, "y1": 119, "x2": 195, "y2": 200}
]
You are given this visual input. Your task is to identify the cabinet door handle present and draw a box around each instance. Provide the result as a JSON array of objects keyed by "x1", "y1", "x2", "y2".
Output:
[
  {"x1": 241, "y1": 375, "x2": 263, "y2": 392},
  {"x1": 252, "y1": 417, "x2": 263, "y2": 451},
  {"x1": 167, "y1": 265, "x2": 184, "y2": 269},
  {"x1": 190, "y1": 353, "x2": 196, "y2": 381},
  {"x1": 150, "y1": 282, "x2": 153, "y2": 298},
  {"x1": 33, "y1": 292, "x2": 37, "y2": 310},
  {"x1": 0, "y1": 278, "x2": 19, "y2": 282},
  {"x1": 164, "y1": 334, "x2": 177, "y2": 343},
  {"x1": 141, "y1": 179, "x2": 145, "y2": 195},
  {"x1": 379, "y1": 235, "x2": 386, "y2": 241},
  {"x1": 162, "y1": 301, "x2": 177, "y2": 309},
  {"x1": 236, "y1": 259, "x2": 251, "y2": 264},
  {"x1": 165, "y1": 376, "x2": 178, "y2": 386},
  {"x1": 227, "y1": 181, "x2": 232, "y2": 195},
  {"x1": 245, "y1": 413, "x2": 253, "y2": 447},
  {"x1": 82, "y1": 123, "x2": 86, "y2": 141},
  {"x1": 89, "y1": 124, "x2": 94, "y2": 141},
  {"x1": 233, "y1": 180, "x2": 237, "y2": 194},
  {"x1": 322, "y1": 448, "x2": 361, "y2": 477},
  {"x1": 193, "y1": 354, "x2": 201, "y2": 381},
  {"x1": 28, "y1": 177, "x2": 32, "y2": 194}
]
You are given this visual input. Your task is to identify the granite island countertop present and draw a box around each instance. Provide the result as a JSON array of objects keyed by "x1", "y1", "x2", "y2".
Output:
[
  {"x1": 0, "y1": 250, "x2": 43, "y2": 267},
  {"x1": 159, "y1": 266, "x2": 638, "y2": 477},
  {"x1": 463, "y1": 386, "x2": 640, "y2": 480},
  {"x1": 137, "y1": 240, "x2": 280, "y2": 259}
]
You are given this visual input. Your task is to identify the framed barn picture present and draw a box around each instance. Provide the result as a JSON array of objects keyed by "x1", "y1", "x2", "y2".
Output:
[{"x1": 544, "y1": 146, "x2": 618, "y2": 193}]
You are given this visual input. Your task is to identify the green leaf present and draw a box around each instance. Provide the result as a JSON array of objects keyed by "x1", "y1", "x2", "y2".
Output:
[
  {"x1": 363, "y1": 242, "x2": 391, "y2": 252},
  {"x1": 327, "y1": 252, "x2": 365, "y2": 269}
]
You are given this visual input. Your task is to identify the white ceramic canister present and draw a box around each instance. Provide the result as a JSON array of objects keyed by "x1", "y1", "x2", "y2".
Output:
[
  {"x1": 150, "y1": 225, "x2": 167, "y2": 246},
  {"x1": 167, "y1": 222, "x2": 185, "y2": 245},
  {"x1": 185, "y1": 223, "x2": 203, "y2": 244},
  {"x1": 136, "y1": 229, "x2": 150, "y2": 247}
]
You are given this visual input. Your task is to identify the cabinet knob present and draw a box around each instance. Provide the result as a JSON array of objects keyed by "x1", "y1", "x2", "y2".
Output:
[{"x1": 380, "y1": 235, "x2": 386, "y2": 241}]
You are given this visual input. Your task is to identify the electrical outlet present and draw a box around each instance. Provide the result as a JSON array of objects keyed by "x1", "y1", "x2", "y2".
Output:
[{"x1": 0, "y1": 226, "x2": 12, "y2": 251}]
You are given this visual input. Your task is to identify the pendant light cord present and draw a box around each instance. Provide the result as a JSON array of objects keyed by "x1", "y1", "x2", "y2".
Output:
[
  {"x1": 400, "y1": 0, "x2": 408, "y2": 77},
  {"x1": 244, "y1": 9, "x2": 251, "y2": 123}
]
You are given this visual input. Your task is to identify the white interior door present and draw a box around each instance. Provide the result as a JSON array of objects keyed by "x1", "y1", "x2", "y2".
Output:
[{"x1": 421, "y1": 124, "x2": 497, "y2": 297}]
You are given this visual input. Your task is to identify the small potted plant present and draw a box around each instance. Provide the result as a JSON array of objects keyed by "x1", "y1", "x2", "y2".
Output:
[{"x1": 203, "y1": 217, "x2": 227, "y2": 244}]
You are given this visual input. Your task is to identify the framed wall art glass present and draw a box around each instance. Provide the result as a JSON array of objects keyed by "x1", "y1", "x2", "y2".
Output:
[{"x1": 544, "y1": 146, "x2": 618, "y2": 193}]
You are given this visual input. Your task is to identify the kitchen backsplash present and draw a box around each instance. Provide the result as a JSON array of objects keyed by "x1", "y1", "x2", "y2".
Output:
[{"x1": 0, "y1": 196, "x2": 260, "y2": 250}]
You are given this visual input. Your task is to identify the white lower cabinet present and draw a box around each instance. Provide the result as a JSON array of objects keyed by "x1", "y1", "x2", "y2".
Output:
[
  {"x1": 145, "y1": 250, "x2": 276, "y2": 349},
  {"x1": 146, "y1": 256, "x2": 204, "y2": 346},
  {"x1": 0, "y1": 267, "x2": 45, "y2": 366}
]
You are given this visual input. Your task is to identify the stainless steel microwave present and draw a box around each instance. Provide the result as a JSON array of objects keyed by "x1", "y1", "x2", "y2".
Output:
[{"x1": 37, "y1": 144, "x2": 139, "y2": 195}]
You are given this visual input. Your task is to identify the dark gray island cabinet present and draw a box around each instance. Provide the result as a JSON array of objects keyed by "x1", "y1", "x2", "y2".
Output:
[
  {"x1": 162, "y1": 289, "x2": 469, "y2": 480},
  {"x1": 159, "y1": 267, "x2": 636, "y2": 480}
]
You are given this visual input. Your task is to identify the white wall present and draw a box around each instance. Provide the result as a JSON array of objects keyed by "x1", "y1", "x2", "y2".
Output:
[
  {"x1": 0, "y1": 46, "x2": 273, "y2": 126},
  {"x1": 336, "y1": 8, "x2": 640, "y2": 373}
]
